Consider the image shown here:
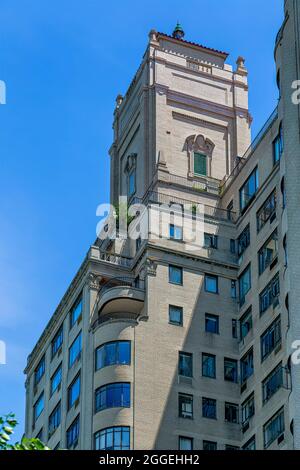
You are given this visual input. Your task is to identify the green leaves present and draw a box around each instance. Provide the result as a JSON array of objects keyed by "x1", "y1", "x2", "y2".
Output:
[{"x1": 0, "y1": 414, "x2": 51, "y2": 451}]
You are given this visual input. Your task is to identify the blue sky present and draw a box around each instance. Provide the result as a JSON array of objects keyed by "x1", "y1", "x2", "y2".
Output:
[{"x1": 0, "y1": 0, "x2": 283, "y2": 443}]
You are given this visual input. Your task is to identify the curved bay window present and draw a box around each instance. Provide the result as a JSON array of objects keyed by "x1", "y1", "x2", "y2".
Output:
[
  {"x1": 95, "y1": 341, "x2": 131, "y2": 371},
  {"x1": 94, "y1": 426, "x2": 130, "y2": 450},
  {"x1": 95, "y1": 383, "x2": 130, "y2": 413}
]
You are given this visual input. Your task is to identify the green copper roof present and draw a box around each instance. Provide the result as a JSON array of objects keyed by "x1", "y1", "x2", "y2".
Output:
[{"x1": 172, "y1": 22, "x2": 185, "y2": 38}]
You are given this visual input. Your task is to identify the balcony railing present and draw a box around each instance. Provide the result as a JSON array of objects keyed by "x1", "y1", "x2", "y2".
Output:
[
  {"x1": 159, "y1": 172, "x2": 220, "y2": 196},
  {"x1": 98, "y1": 250, "x2": 132, "y2": 268}
]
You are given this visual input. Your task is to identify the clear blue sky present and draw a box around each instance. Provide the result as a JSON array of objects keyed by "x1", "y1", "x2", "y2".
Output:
[{"x1": 0, "y1": 0, "x2": 283, "y2": 443}]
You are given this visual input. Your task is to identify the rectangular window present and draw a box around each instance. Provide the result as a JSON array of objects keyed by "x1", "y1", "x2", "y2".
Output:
[
  {"x1": 194, "y1": 152, "x2": 207, "y2": 176},
  {"x1": 238, "y1": 224, "x2": 250, "y2": 257},
  {"x1": 66, "y1": 415, "x2": 80, "y2": 449},
  {"x1": 241, "y1": 349, "x2": 254, "y2": 383},
  {"x1": 169, "y1": 305, "x2": 183, "y2": 326},
  {"x1": 202, "y1": 397, "x2": 217, "y2": 420},
  {"x1": 205, "y1": 314, "x2": 219, "y2": 334},
  {"x1": 227, "y1": 201, "x2": 234, "y2": 221},
  {"x1": 273, "y1": 126, "x2": 283, "y2": 165},
  {"x1": 69, "y1": 332, "x2": 82, "y2": 368},
  {"x1": 239, "y1": 264, "x2": 251, "y2": 306},
  {"x1": 204, "y1": 233, "x2": 218, "y2": 249},
  {"x1": 178, "y1": 352, "x2": 193, "y2": 378},
  {"x1": 243, "y1": 436, "x2": 256, "y2": 450},
  {"x1": 225, "y1": 445, "x2": 239, "y2": 451},
  {"x1": 68, "y1": 374, "x2": 81, "y2": 410},
  {"x1": 258, "y1": 230, "x2": 278, "y2": 275},
  {"x1": 34, "y1": 356, "x2": 45, "y2": 386},
  {"x1": 95, "y1": 383, "x2": 130, "y2": 412},
  {"x1": 239, "y1": 168, "x2": 258, "y2": 212},
  {"x1": 169, "y1": 265, "x2": 183, "y2": 285},
  {"x1": 261, "y1": 317, "x2": 281, "y2": 362},
  {"x1": 48, "y1": 402, "x2": 61, "y2": 437},
  {"x1": 262, "y1": 363, "x2": 284, "y2": 404},
  {"x1": 202, "y1": 353, "x2": 216, "y2": 379},
  {"x1": 51, "y1": 326, "x2": 63, "y2": 358},
  {"x1": 169, "y1": 224, "x2": 183, "y2": 241},
  {"x1": 257, "y1": 190, "x2": 276, "y2": 232},
  {"x1": 70, "y1": 297, "x2": 82, "y2": 329},
  {"x1": 225, "y1": 403, "x2": 239, "y2": 424},
  {"x1": 224, "y1": 358, "x2": 238, "y2": 383},
  {"x1": 95, "y1": 341, "x2": 131, "y2": 371},
  {"x1": 205, "y1": 274, "x2": 218, "y2": 294},
  {"x1": 259, "y1": 273, "x2": 280, "y2": 315},
  {"x1": 232, "y1": 319, "x2": 238, "y2": 339},
  {"x1": 50, "y1": 364, "x2": 62, "y2": 396},
  {"x1": 230, "y1": 239, "x2": 236, "y2": 254},
  {"x1": 241, "y1": 393, "x2": 255, "y2": 425},
  {"x1": 33, "y1": 393, "x2": 44, "y2": 423},
  {"x1": 231, "y1": 280, "x2": 237, "y2": 299},
  {"x1": 178, "y1": 393, "x2": 193, "y2": 419},
  {"x1": 128, "y1": 169, "x2": 136, "y2": 197},
  {"x1": 179, "y1": 436, "x2": 193, "y2": 450},
  {"x1": 263, "y1": 408, "x2": 284, "y2": 449},
  {"x1": 203, "y1": 441, "x2": 217, "y2": 451},
  {"x1": 240, "y1": 307, "x2": 252, "y2": 340}
]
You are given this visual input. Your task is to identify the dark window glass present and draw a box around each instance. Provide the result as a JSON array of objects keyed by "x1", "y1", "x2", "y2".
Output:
[
  {"x1": 178, "y1": 393, "x2": 193, "y2": 419},
  {"x1": 243, "y1": 436, "x2": 256, "y2": 450},
  {"x1": 68, "y1": 374, "x2": 81, "y2": 410},
  {"x1": 240, "y1": 308, "x2": 252, "y2": 340},
  {"x1": 239, "y1": 168, "x2": 259, "y2": 212},
  {"x1": 231, "y1": 280, "x2": 237, "y2": 299},
  {"x1": 238, "y1": 224, "x2": 250, "y2": 256},
  {"x1": 34, "y1": 357, "x2": 45, "y2": 386},
  {"x1": 224, "y1": 358, "x2": 238, "y2": 383},
  {"x1": 48, "y1": 402, "x2": 61, "y2": 437},
  {"x1": 169, "y1": 224, "x2": 183, "y2": 241},
  {"x1": 94, "y1": 426, "x2": 130, "y2": 450},
  {"x1": 202, "y1": 354, "x2": 216, "y2": 378},
  {"x1": 69, "y1": 332, "x2": 82, "y2": 368},
  {"x1": 258, "y1": 230, "x2": 278, "y2": 275},
  {"x1": 239, "y1": 264, "x2": 251, "y2": 306},
  {"x1": 203, "y1": 441, "x2": 217, "y2": 451},
  {"x1": 194, "y1": 152, "x2": 207, "y2": 176},
  {"x1": 33, "y1": 393, "x2": 44, "y2": 423},
  {"x1": 257, "y1": 190, "x2": 276, "y2": 232},
  {"x1": 51, "y1": 326, "x2": 63, "y2": 358},
  {"x1": 230, "y1": 239, "x2": 236, "y2": 254},
  {"x1": 261, "y1": 317, "x2": 281, "y2": 362},
  {"x1": 205, "y1": 314, "x2": 219, "y2": 334},
  {"x1": 50, "y1": 364, "x2": 62, "y2": 396},
  {"x1": 241, "y1": 349, "x2": 254, "y2": 382},
  {"x1": 95, "y1": 383, "x2": 130, "y2": 412},
  {"x1": 225, "y1": 403, "x2": 239, "y2": 424},
  {"x1": 178, "y1": 352, "x2": 193, "y2": 377},
  {"x1": 262, "y1": 363, "x2": 284, "y2": 404},
  {"x1": 202, "y1": 397, "x2": 217, "y2": 419},
  {"x1": 263, "y1": 408, "x2": 284, "y2": 449},
  {"x1": 169, "y1": 305, "x2": 183, "y2": 326},
  {"x1": 204, "y1": 233, "x2": 218, "y2": 249},
  {"x1": 241, "y1": 393, "x2": 255, "y2": 425},
  {"x1": 70, "y1": 297, "x2": 82, "y2": 329},
  {"x1": 66, "y1": 416, "x2": 79, "y2": 449},
  {"x1": 232, "y1": 319, "x2": 238, "y2": 339},
  {"x1": 273, "y1": 125, "x2": 283, "y2": 165},
  {"x1": 169, "y1": 265, "x2": 183, "y2": 285},
  {"x1": 259, "y1": 273, "x2": 280, "y2": 315},
  {"x1": 179, "y1": 436, "x2": 193, "y2": 450},
  {"x1": 95, "y1": 341, "x2": 131, "y2": 370},
  {"x1": 205, "y1": 274, "x2": 218, "y2": 294}
]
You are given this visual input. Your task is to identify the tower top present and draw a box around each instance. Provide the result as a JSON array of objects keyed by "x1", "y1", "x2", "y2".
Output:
[{"x1": 172, "y1": 22, "x2": 185, "y2": 40}]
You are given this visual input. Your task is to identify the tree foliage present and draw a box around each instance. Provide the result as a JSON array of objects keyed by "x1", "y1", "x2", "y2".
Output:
[{"x1": 0, "y1": 414, "x2": 50, "y2": 450}]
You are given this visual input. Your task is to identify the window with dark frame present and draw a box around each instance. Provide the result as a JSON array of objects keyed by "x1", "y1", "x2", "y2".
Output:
[
  {"x1": 169, "y1": 305, "x2": 183, "y2": 326},
  {"x1": 178, "y1": 393, "x2": 193, "y2": 419},
  {"x1": 178, "y1": 352, "x2": 193, "y2": 378},
  {"x1": 205, "y1": 314, "x2": 219, "y2": 334}
]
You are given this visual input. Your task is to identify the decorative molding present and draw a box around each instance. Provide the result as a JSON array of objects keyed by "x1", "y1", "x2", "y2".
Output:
[
  {"x1": 172, "y1": 111, "x2": 228, "y2": 132},
  {"x1": 86, "y1": 272, "x2": 102, "y2": 290}
]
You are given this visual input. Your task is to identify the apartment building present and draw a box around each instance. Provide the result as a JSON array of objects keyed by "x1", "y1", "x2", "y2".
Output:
[{"x1": 24, "y1": 0, "x2": 300, "y2": 450}]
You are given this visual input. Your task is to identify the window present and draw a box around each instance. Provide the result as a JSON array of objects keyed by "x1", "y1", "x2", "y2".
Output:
[
  {"x1": 240, "y1": 307, "x2": 252, "y2": 340},
  {"x1": 225, "y1": 445, "x2": 239, "y2": 451},
  {"x1": 68, "y1": 374, "x2": 81, "y2": 410},
  {"x1": 169, "y1": 265, "x2": 183, "y2": 285},
  {"x1": 136, "y1": 236, "x2": 141, "y2": 252},
  {"x1": 203, "y1": 441, "x2": 217, "y2": 451},
  {"x1": 204, "y1": 233, "x2": 218, "y2": 249},
  {"x1": 178, "y1": 352, "x2": 193, "y2": 377},
  {"x1": 257, "y1": 190, "x2": 276, "y2": 232},
  {"x1": 241, "y1": 393, "x2": 255, "y2": 425},
  {"x1": 95, "y1": 427, "x2": 130, "y2": 450},
  {"x1": 205, "y1": 274, "x2": 218, "y2": 294},
  {"x1": 273, "y1": 125, "x2": 283, "y2": 165},
  {"x1": 232, "y1": 319, "x2": 238, "y2": 339},
  {"x1": 243, "y1": 436, "x2": 256, "y2": 450},
  {"x1": 259, "y1": 273, "x2": 280, "y2": 315},
  {"x1": 263, "y1": 408, "x2": 284, "y2": 449},
  {"x1": 224, "y1": 358, "x2": 238, "y2": 383},
  {"x1": 70, "y1": 297, "x2": 82, "y2": 329},
  {"x1": 34, "y1": 356, "x2": 45, "y2": 386},
  {"x1": 128, "y1": 169, "x2": 136, "y2": 197},
  {"x1": 179, "y1": 436, "x2": 193, "y2": 450},
  {"x1": 227, "y1": 201, "x2": 234, "y2": 221},
  {"x1": 48, "y1": 402, "x2": 61, "y2": 437},
  {"x1": 202, "y1": 397, "x2": 217, "y2": 419},
  {"x1": 238, "y1": 224, "x2": 250, "y2": 257},
  {"x1": 51, "y1": 326, "x2": 63, "y2": 358},
  {"x1": 178, "y1": 393, "x2": 193, "y2": 419},
  {"x1": 241, "y1": 349, "x2": 254, "y2": 383},
  {"x1": 66, "y1": 416, "x2": 80, "y2": 449},
  {"x1": 231, "y1": 280, "x2": 237, "y2": 299},
  {"x1": 263, "y1": 363, "x2": 284, "y2": 404},
  {"x1": 69, "y1": 332, "x2": 82, "y2": 368},
  {"x1": 35, "y1": 428, "x2": 43, "y2": 441},
  {"x1": 281, "y1": 177, "x2": 286, "y2": 209},
  {"x1": 205, "y1": 314, "x2": 219, "y2": 334},
  {"x1": 239, "y1": 168, "x2": 258, "y2": 212},
  {"x1": 202, "y1": 353, "x2": 216, "y2": 379},
  {"x1": 33, "y1": 393, "x2": 44, "y2": 423},
  {"x1": 239, "y1": 265, "x2": 251, "y2": 306},
  {"x1": 283, "y1": 235, "x2": 288, "y2": 266},
  {"x1": 261, "y1": 317, "x2": 281, "y2": 362},
  {"x1": 95, "y1": 383, "x2": 130, "y2": 413},
  {"x1": 169, "y1": 224, "x2": 183, "y2": 241},
  {"x1": 258, "y1": 230, "x2": 278, "y2": 275},
  {"x1": 169, "y1": 305, "x2": 183, "y2": 326},
  {"x1": 50, "y1": 364, "x2": 62, "y2": 396},
  {"x1": 225, "y1": 403, "x2": 239, "y2": 424},
  {"x1": 194, "y1": 152, "x2": 207, "y2": 176},
  {"x1": 95, "y1": 341, "x2": 131, "y2": 371}
]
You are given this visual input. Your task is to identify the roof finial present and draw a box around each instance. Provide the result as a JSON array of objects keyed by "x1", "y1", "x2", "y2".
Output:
[{"x1": 172, "y1": 21, "x2": 185, "y2": 40}]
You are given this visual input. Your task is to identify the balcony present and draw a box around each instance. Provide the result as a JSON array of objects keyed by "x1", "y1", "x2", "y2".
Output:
[
  {"x1": 92, "y1": 277, "x2": 145, "y2": 329},
  {"x1": 157, "y1": 172, "x2": 220, "y2": 196}
]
